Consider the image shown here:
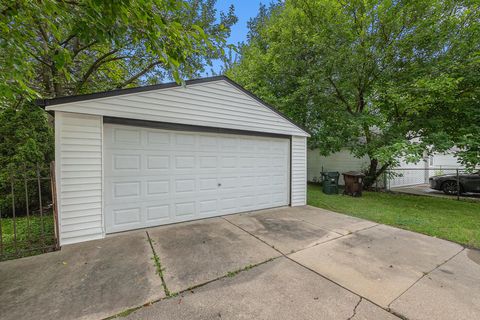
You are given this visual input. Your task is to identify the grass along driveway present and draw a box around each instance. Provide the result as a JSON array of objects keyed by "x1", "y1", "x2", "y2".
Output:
[
  {"x1": 307, "y1": 184, "x2": 480, "y2": 248},
  {"x1": 0, "y1": 213, "x2": 55, "y2": 260}
]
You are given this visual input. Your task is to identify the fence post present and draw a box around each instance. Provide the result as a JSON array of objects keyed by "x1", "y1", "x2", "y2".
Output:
[
  {"x1": 0, "y1": 208, "x2": 3, "y2": 258},
  {"x1": 23, "y1": 168, "x2": 31, "y2": 238},
  {"x1": 456, "y1": 169, "x2": 460, "y2": 201},
  {"x1": 36, "y1": 164, "x2": 45, "y2": 238},
  {"x1": 50, "y1": 161, "x2": 60, "y2": 249},
  {"x1": 11, "y1": 176, "x2": 18, "y2": 255}
]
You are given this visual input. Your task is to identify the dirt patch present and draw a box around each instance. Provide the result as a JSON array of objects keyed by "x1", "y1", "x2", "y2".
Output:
[
  {"x1": 255, "y1": 216, "x2": 328, "y2": 240},
  {"x1": 467, "y1": 249, "x2": 480, "y2": 265}
]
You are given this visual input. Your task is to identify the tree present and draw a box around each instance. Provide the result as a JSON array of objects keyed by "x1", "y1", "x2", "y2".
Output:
[
  {"x1": 228, "y1": 0, "x2": 479, "y2": 186},
  {"x1": 0, "y1": 0, "x2": 236, "y2": 170},
  {"x1": 1, "y1": 0, "x2": 237, "y2": 100}
]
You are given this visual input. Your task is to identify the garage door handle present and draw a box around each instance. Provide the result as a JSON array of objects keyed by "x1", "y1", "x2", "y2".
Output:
[{"x1": 218, "y1": 183, "x2": 221, "y2": 187}]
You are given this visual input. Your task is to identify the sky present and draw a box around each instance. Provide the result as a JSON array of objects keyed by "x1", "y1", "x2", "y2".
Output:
[{"x1": 204, "y1": 0, "x2": 267, "y2": 76}]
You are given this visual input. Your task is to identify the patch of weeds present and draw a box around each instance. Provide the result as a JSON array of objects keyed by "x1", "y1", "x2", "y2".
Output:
[
  {"x1": 146, "y1": 231, "x2": 171, "y2": 297},
  {"x1": 226, "y1": 263, "x2": 257, "y2": 278},
  {"x1": 104, "y1": 306, "x2": 142, "y2": 319},
  {"x1": 227, "y1": 270, "x2": 238, "y2": 277}
]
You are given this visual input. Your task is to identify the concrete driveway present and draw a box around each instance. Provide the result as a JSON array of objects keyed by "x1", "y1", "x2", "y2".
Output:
[
  {"x1": 1, "y1": 206, "x2": 479, "y2": 320},
  {"x1": 391, "y1": 183, "x2": 480, "y2": 201}
]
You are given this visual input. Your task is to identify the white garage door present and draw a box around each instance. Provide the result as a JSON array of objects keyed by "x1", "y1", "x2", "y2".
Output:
[{"x1": 104, "y1": 124, "x2": 290, "y2": 233}]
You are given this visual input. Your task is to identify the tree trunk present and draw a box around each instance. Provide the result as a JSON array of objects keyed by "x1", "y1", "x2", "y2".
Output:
[
  {"x1": 364, "y1": 159, "x2": 391, "y2": 189},
  {"x1": 364, "y1": 158, "x2": 378, "y2": 188}
]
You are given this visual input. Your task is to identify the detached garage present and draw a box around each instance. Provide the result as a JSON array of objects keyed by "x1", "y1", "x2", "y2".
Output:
[{"x1": 39, "y1": 76, "x2": 309, "y2": 245}]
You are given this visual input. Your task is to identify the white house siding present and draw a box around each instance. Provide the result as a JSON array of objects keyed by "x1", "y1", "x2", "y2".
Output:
[
  {"x1": 308, "y1": 148, "x2": 464, "y2": 188},
  {"x1": 389, "y1": 152, "x2": 462, "y2": 188},
  {"x1": 307, "y1": 149, "x2": 369, "y2": 185},
  {"x1": 46, "y1": 80, "x2": 307, "y2": 137},
  {"x1": 430, "y1": 152, "x2": 462, "y2": 168},
  {"x1": 291, "y1": 136, "x2": 307, "y2": 206},
  {"x1": 55, "y1": 112, "x2": 103, "y2": 245}
]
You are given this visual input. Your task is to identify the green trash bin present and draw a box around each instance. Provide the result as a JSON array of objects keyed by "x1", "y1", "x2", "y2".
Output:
[{"x1": 321, "y1": 172, "x2": 340, "y2": 194}]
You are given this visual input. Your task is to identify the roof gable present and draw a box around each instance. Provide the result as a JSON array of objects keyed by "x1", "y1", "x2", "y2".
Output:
[{"x1": 42, "y1": 76, "x2": 309, "y2": 137}]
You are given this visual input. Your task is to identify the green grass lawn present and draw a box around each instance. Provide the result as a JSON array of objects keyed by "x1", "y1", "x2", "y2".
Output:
[
  {"x1": 1, "y1": 213, "x2": 56, "y2": 260},
  {"x1": 307, "y1": 183, "x2": 480, "y2": 248}
]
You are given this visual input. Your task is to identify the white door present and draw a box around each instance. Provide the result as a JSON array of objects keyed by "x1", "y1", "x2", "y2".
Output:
[{"x1": 104, "y1": 124, "x2": 290, "y2": 233}]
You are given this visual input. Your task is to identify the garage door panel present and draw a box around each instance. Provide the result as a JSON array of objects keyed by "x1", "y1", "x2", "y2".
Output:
[
  {"x1": 174, "y1": 133, "x2": 196, "y2": 147},
  {"x1": 113, "y1": 181, "x2": 141, "y2": 199},
  {"x1": 220, "y1": 137, "x2": 237, "y2": 152},
  {"x1": 272, "y1": 174, "x2": 287, "y2": 185},
  {"x1": 146, "y1": 130, "x2": 171, "y2": 146},
  {"x1": 199, "y1": 177, "x2": 218, "y2": 191},
  {"x1": 199, "y1": 155, "x2": 217, "y2": 168},
  {"x1": 219, "y1": 156, "x2": 237, "y2": 168},
  {"x1": 174, "y1": 179, "x2": 195, "y2": 193},
  {"x1": 219, "y1": 176, "x2": 238, "y2": 189},
  {"x1": 198, "y1": 136, "x2": 218, "y2": 151},
  {"x1": 113, "y1": 154, "x2": 141, "y2": 170},
  {"x1": 104, "y1": 124, "x2": 289, "y2": 233},
  {"x1": 238, "y1": 195, "x2": 255, "y2": 208},
  {"x1": 174, "y1": 155, "x2": 196, "y2": 169},
  {"x1": 146, "y1": 155, "x2": 170, "y2": 170},
  {"x1": 106, "y1": 206, "x2": 142, "y2": 233},
  {"x1": 257, "y1": 156, "x2": 271, "y2": 167},
  {"x1": 146, "y1": 180, "x2": 170, "y2": 196},
  {"x1": 105, "y1": 178, "x2": 142, "y2": 205},
  {"x1": 145, "y1": 204, "x2": 170, "y2": 222},
  {"x1": 198, "y1": 199, "x2": 218, "y2": 216},
  {"x1": 174, "y1": 201, "x2": 196, "y2": 217},
  {"x1": 256, "y1": 192, "x2": 272, "y2": 204}
]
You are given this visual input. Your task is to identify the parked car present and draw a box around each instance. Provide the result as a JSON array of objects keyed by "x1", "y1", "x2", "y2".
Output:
[{"x1": 429, "y1": 171, "x2": 480, "y2": 194}]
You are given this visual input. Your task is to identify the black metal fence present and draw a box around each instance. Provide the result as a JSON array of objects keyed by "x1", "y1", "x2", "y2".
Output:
[
  {"x1": 0, "y1": 162, "x2": 59, "y2": 261},
  {"x1": 385, "y1": 167, "x2": 479, "y2": 201}
]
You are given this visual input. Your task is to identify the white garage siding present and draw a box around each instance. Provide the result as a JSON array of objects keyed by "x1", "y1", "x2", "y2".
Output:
[
  {"x1": 55, "y1": 112, "x2": 104, "y2": 245},
  {"x1": 291, "y1": 136, "x2": 307, "y2": 206},
  {"x1": 46, "y1": 77, "x2": 309, "y2": 245},
  {"x1": 45, "y1": 78, "x2": 306, "y2": 137}
]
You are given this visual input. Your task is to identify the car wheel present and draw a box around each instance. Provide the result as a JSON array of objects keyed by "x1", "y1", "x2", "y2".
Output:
[{"x1": 442, "y1": 180, "x2": 463, "y2": 195}]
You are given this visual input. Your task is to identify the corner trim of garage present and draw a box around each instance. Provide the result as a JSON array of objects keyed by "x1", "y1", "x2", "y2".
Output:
[
  {"x1": 289, "y1": 135, "x2": 293, "y2": 206},
  {"x1": 103, "y1": 116, "x2": 291, "y2": 139}
]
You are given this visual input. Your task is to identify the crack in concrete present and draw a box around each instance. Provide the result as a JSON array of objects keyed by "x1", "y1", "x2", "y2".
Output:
[
  {"x1": 178, "y1": 257, "x2": 279, "y2": 293},
  {"x1": 294, "y1": 212, "x2": 380, "y2": 237},
  {"x1": 387, "y1": 247, "x2": 466, "y2": 309},
  {"x1": 346, "y1": 297, "x2": 362, "y2": 320},
  {"x1": 287, "y1": 223, "x2": 381, "y2": 255},
  {"x1": 103, "y1": 257, "x2": 280, "y2": 319},
  {"x1": 222, "y1": 216, "x2": 403, "y2": 320},
  {"x1": 146, "y1": 231, "x2": 171, "y2": 297}
]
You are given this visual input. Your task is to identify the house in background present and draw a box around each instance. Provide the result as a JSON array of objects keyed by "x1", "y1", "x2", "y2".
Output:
[{"x1": 307, "y1": 148, "x2": 463, "y2": 187}]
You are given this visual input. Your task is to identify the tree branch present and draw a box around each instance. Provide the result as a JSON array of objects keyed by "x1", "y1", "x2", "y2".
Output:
[
  {"x1": 327, "y1": 77, "x2": 354, "y2": 114},
  {"x1": 60, "y1": 33, "x2": 77, "y2": 47},
  {"x1": 117, "y1": 61, "x2": 164, "y2": 88},
  {"x1": 71, "y1": 41, "x2": 98, "y2": 59},
  {"x1": 26, "y1": 49, "x2": 52, "y2": 68},
  {"x1": 74, "y1": 49, "x2": 120, "y2": 93}
]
